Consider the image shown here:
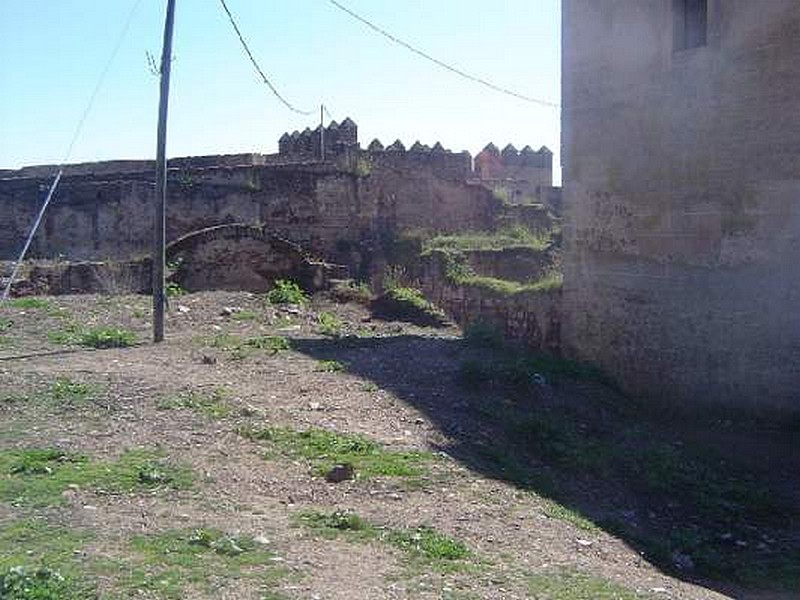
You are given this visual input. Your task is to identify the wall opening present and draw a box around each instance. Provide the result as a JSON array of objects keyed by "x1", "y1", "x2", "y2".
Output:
[{"x1": 673, "y1": 0, "x2": 708, "y2": 51}]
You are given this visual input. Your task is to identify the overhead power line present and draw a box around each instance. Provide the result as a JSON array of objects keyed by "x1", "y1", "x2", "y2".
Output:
[
  {"x1": 2, "y1": 0, "x2": 144, "y2": 302},
  {"x1": 219, "y1": 0, "x2": 314, "y2": 115},
  {"x1": 325, "y1": 0, "x2": 559, "y2": 108}
]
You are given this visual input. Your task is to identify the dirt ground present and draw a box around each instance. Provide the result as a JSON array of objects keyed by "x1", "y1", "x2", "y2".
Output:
[{"x1": 0, "y1": 291, "x2": 797, "y2": 599}]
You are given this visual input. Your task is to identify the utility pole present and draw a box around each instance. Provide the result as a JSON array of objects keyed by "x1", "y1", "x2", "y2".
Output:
[
  {"x1": 320, "y1": 104, "x2": 325, "y2": 161},
  {"x1": 152, "y1": 0, "x2": 177, "y2": 343}
]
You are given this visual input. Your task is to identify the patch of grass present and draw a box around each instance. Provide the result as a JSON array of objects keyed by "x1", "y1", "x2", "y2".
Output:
[
  {"x1": 230, "y1": 309, "x2": 259, "y2": 321},
  {"x1": 48, "y1": 377, "x2": 96, "y2": 407},
  {"x1": 49, "y1": 324, "x2": 136, "y2": 348},
  {"x1": 123, "y1": 527, "x2": 282, "y2": 599},
  {"x1": 539, "y1": 498, "x2": 598, "y2": 532},
  {"x1": 157, "y1": 387, "x2": 231, "y2": 419},
  {"x1": 425, "y1": 224, "x2": 551, "y2": 253},
  {"x1": 317, "y1": 311, "x2": 343, "y2": 337},
  {"x1": 331, "y1": 280, "x2": 373, "y2": 305},
  {"x1": 316, "y1": 359, "x2": 346, "y2": 373},
  {"x1": 361, "y1": 382, "x2": 379, "y2": 393},
  {"x1": 528, "y1": 569, "x2": 651, "y2": 599},
  {"x1": 386, "y1": 526, "x2": 470, "y2": 563},
  {"x1": 296, "y1": 510, "x2": 378, "y2": 541},
  {"x1": 0, "y1": 519, "x2": 95, "y2": 600},
  {"x1": 165, "y1": 282, "x2": 184, "y2": 298},
  {"x1": 372, "y1": 287, "x2": 447, "y2": 327},
  {"x1": 0, "y1": 447, "x2": 192, "y2": 507},
  {"x1": 78, "y1": 327, "x2": 136, "y2": 348},
  {"x1": 266, "y1": 279, "x2": 308, "y2": 305},
  {"x1": 9, "y1": 297, "x2": 51, "y2": 310},
  {"x1": 207, "y1": 333, "x2": 290, "y2": 360},
  {"x1": 458, "y1": 272, "x2": 563, "y2": 296},
  {"x1": 238, "y1": 426, "x2": 434, "y2": 479}
]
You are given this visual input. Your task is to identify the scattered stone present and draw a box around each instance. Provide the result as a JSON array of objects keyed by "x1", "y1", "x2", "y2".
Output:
[
  {"x1": 325, "y1": 463, "x2": 355, "y2": 483},
  {"x1": 309, "y1": 401, "x2": 322, "y2": 411},
  {"x1": 219, "y1": 306, "x2": 239, "y2": 316},
  {"x1": 201, "y1": 354, "x2": 216, "y2": 365},
  {"x1": 253, "y1": 535, "x2": 270, "y2": 546},
  {"x1": 575, "y1": 538, "x2": 593, "y2": 547},
  {"x1": 651, "y1": 587, "x2": 669, "y2": 594},
  {"x1": 177, "y1": 304, "x2": 190, "y2": 313}
]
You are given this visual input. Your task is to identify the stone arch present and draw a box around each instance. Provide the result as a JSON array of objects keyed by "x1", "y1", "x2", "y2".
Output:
[{"x1": 165, "y1": 223, "x2": 339, "y2": 292}]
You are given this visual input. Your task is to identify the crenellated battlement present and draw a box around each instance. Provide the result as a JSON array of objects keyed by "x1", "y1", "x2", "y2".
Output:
[{"x1": 277, "y1": 118, "x2": 552, "y2": 186}]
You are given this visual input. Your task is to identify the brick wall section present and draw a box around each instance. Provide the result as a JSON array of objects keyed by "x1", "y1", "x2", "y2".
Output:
[
  {"x1": 561, "y1": 0, "x2": 800, "y2": 408},
  {"x1": 420, "y1": 252, "x2": 561, "y2": 354}
]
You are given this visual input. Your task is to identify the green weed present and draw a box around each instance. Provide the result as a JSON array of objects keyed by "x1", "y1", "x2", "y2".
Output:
[
  {"x1": 9, "y1": 297, "x2": 51, "y2": 310},
  {"x1": 424, "y1": 225, "x2": 551, "y2": 253},
  {"x1": 157, "y1": 388, "x2": 231, "y2": 419},
  {"x1": 331, "y1": 280, "x2": 373, "y2": 305},
  {"x1": 0, "y1": 520, "x2": 95, "y2": 600},
  {"x1": 123, "y1": 528, "x2": 283, "y2": 599},
  {"x1": 0, "y1": 447, "x2": 192, "y2": 507},
  {"x1": 49, "y1": 325, "x2": 136, "y2": 348},
  {"x1": 386, "y1": 526, "x2": 470, "y2": 563},
  {"x1": 539, "y1": 499, "x2": 598, "y2": 532},
  {"x1": 165, "y1": 282, "x2": 184, "y2": 298},
  {"x1": 266, "y1": 280, "x2": 308, "y2": 305},
  {"x1": 316, "y1": 360, "x2": 346, "y2": 373},
  {"x1": 230, "y1": 309, "x2": 259, "y2": 321},
  {"x1": 296, "y1": 510, "x2": 377, "y2": 541},
  {"x1": 207, "y1": 333, "x2": 290, "y2": 360},
  {"x1": 317, "y1": 312, "x2": 344, "y2": 337},
  {"x1": 238, "y1": 426, "x2": 433, "y2": 479},
  {"x1": 49, "y1": 377, "x2": 95, "y2": 406},
  {"x1": 528, "y1": 570, "x2": 651, "y2": 599}
]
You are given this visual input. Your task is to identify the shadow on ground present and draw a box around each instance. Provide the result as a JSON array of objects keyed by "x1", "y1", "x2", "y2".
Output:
[{"x1": 292, "y1": 333, "x2": 800, "y2": 599}]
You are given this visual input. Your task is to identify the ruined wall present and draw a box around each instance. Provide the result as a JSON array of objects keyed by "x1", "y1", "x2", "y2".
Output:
[
  {"x1": 0, "y1": 161, "x2": 498, "y2": 278},
  {"x1": 420, "y1": 251, "x2": 561, "y2": 353},
  {"x1": 561, "y1": 0, "x2": 800, "y2": 408}
]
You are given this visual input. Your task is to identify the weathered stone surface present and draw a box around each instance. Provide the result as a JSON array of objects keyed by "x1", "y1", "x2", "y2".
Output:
[{"x1": 561, "y1": 0, "x2": 800, "y2": 408}]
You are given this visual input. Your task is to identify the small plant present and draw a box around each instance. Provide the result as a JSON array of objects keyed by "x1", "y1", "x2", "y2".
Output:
[
  {"x1": 539, "y1": 498, "x2": 598, "y2": 532},
  {"x1": 382, "y1": 265, "x2": 410, "y2": 292},
  {"x1": 237, "y1": 426, "x2": 433, "y2": 479},
  {"x1": 166, "y1": 281, "x2": 184, "y2": 297},
  {"x1": 231, "y1": 310, "x2": 259, "y2": 321},
  {"x1": 316, "y1": 359, "x2": 346, "y2": 373},
  {"x1": 0, "y1": 317, "x2": 12, "y2": 332},
  {"x1": 49, "y1": 377, "x2": 94, "y2": 406},
  {"x1": 245, "y1": 335, "x2": 290, "y2": 354},
  {"x1": 527, "y1": 569, "x2": 647, "y2": 599},
  {"x1": 78, "y1": 327, "x2": 136, "y2": 349},
  {"x1": 317, "y1": 312, "x2": 343, "y2": 337},
  {"x1": 0, "y1": 566, "x2": 82, "y2": 600},
  {"x1": 297, "y1": 510, "x2": 377, "y2": 540},
  {"x1": 0, "y1": 447, "x2": 192, "y2": 507},
  {"x1": 9, "y1": 297, "x2": 50, "y2": 310},
  {"x1": 386, "y1": 526, "x2": 470, "y2": 562},
  {"x1": 157, "y1": 388, "x2": 231, "y2": 419},
  {"x1": 330, "y1": 280, "x2": 373, "y2": 305},
  {"x1": 266, "y1": 279, "x2": 308, "y2": 305}
]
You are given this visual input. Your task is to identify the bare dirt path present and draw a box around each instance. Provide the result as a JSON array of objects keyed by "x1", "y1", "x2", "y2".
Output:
[{"x1": 1, "y1": 292, "x2": 796, "y2": 599}]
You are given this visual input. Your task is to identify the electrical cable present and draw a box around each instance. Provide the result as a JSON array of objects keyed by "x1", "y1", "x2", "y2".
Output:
[
  {"x1": 1, "y1": 0, "x2": 144, "y2": 302},
  {"x1": 325, "y1": 0, "x2": 559, "y2": 108},
  {"x1": 219, "y1": 0, "x2": 314, "y2": 115}
]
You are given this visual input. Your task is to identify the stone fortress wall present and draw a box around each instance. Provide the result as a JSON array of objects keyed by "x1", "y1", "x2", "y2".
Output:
[{"x1": 0, "y1": 119, "x2": 554, "y2": 280}]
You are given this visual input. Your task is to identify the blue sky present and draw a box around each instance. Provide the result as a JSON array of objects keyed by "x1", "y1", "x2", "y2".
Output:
[{"x1": 0, "y1": 0, "x2": 561, "y2": 179}]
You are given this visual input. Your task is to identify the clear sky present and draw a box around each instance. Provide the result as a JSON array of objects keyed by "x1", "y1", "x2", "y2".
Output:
[{"x1": 0, "y1": 0, "x2": 561, "y2": 179}]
